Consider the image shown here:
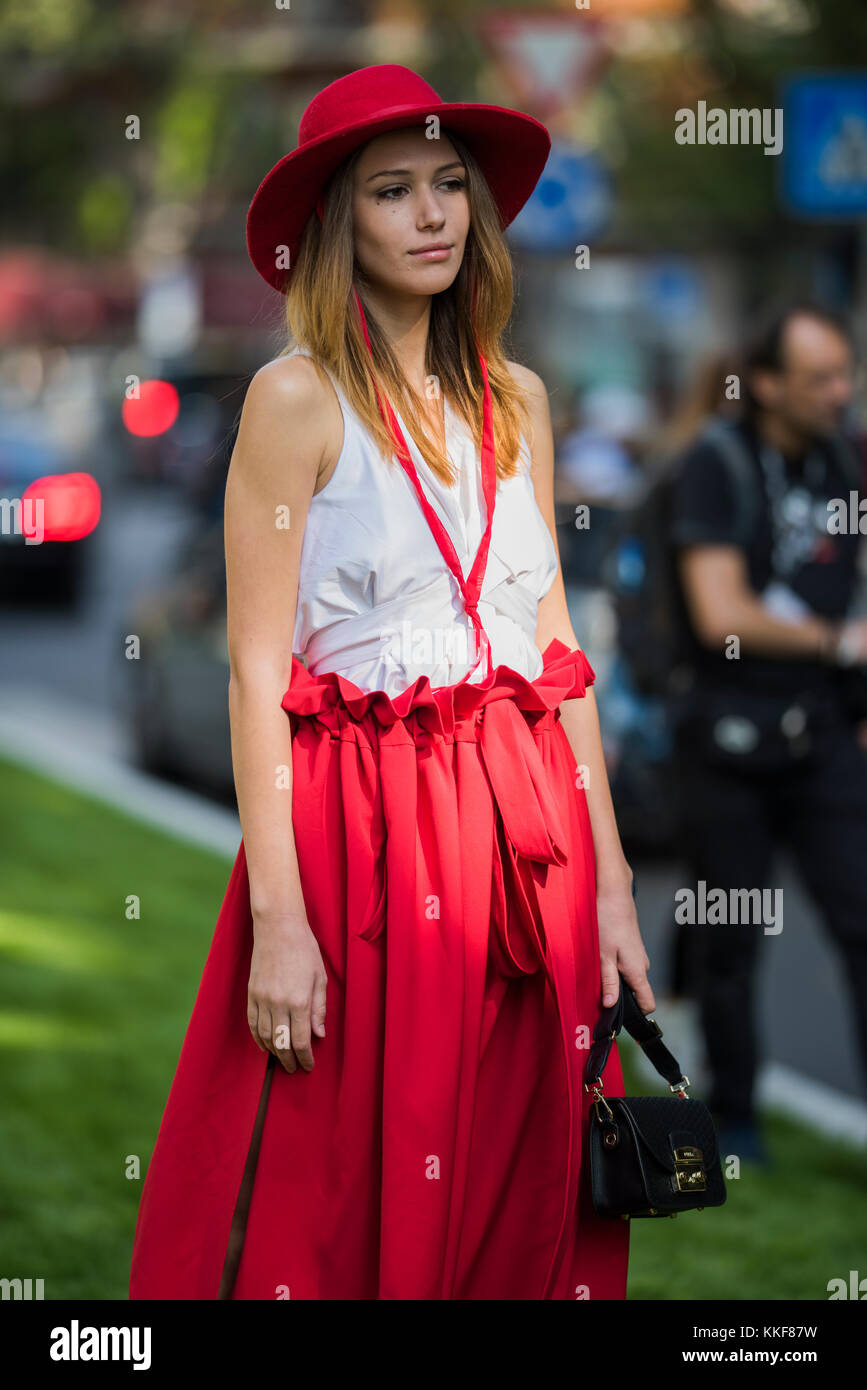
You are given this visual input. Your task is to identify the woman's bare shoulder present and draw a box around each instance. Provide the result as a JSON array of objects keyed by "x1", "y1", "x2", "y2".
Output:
[
  {"x1": 244, "y1": 353, "x2": 336, "y2": 421},
  {"x1": 233, "y1": 353, "x2": 342, "y2": 482},
  {"x1": 505, "y1": 360, "x2": 553, "y2": 448},
  {"x1": 504, "y1": 359, "x2": 549, "y2": 403}
]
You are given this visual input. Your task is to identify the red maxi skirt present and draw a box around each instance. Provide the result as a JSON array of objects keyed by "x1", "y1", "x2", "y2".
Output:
[{"x1": 128, "y1": 637, "x2": 629, "y2": 1300}]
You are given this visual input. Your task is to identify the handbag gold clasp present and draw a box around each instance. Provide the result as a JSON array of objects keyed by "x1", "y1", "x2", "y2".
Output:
[{"x1": 673, "y1": 1144, "x2": 707, "y2": 1192}]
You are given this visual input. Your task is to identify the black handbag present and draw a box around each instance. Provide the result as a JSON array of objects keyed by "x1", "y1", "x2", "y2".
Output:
[{"x1": 584, "y1": 973, "x2": 728, "y2": 1219}]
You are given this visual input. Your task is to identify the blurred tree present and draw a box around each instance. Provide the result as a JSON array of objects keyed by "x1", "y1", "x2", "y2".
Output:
[
  {"x1": 0, "y1": 0, "x2": 864, "y2": 271},
  {"x1": 417, "y1": 0, "x2": 866, "y2": 248},
  {"x1": 77, "y1": 174, "x2": 133, "y2": 254}
]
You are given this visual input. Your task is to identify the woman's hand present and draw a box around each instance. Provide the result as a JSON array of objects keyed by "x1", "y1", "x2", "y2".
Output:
[
  {"x1": 596, "y1": 877, "x2": 656, "y2": 1015},
  {"x1": 247, "y1": 916, "x2": 328, "y2": 1074}
]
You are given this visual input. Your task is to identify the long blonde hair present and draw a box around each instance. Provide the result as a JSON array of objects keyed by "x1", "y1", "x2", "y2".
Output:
[{"x1": 283, "y1": 129, "x2": 531, "y2": 485}]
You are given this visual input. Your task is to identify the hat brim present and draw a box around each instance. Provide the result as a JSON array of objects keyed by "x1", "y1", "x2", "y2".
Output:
[{"x1": 246, "y1": 101, "x2": 551, "y2": 293}]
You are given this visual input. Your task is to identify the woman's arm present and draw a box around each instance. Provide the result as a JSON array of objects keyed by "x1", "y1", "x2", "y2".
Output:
[
  {"x1": 224, "y1": 353, "x2": 341, "y2": 1072},
  {"x1": 509, "y1": 362, "x2": 655, "y2": 1014}
]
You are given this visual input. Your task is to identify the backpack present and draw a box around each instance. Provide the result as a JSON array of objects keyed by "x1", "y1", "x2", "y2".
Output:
[{"x1": 605, "y1": 418, "x2": 862, "y2": 698}]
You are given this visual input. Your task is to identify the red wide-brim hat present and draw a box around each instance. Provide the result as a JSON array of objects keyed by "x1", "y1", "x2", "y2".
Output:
[{"x1": 246, "y1": 64, "x2": 551, "y2": 294}]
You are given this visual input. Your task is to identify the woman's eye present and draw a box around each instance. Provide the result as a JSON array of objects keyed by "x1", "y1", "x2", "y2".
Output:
[{"x1": 375, "y1": 178, "x2": 465, "y2": 200}]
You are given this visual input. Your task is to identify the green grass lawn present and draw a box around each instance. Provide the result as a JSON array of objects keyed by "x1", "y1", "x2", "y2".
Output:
[
  {"x1": 0, "y1": 756, "x2": 234, "y2": 1300},
  {"x1": 0, "y1": 753, "x2": 864, "y2": 1300}
]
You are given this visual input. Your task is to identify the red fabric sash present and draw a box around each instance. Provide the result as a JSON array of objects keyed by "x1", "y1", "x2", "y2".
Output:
[{"x1": 353, "y1": 286, "x2": 496, "y2": 682}]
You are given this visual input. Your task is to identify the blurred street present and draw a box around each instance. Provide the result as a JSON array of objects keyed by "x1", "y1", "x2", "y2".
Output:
[{"x1": 1, "y1": 482, "x2": 192, "y2": 712}]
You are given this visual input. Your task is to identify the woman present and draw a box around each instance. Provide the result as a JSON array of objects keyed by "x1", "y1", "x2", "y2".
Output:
[{"x1": 129, "y1": 64, "x2": 654, "y2": 1302}]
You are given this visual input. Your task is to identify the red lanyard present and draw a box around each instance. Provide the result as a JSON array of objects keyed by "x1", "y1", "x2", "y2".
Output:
[{"x1": 353, "y1": 287, "x2": 496, "y2": 682}]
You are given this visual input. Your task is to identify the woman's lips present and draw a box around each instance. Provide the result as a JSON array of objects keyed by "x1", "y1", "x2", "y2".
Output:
[{"x1": 409, "y1": 246, "x2": 453, "y2": 261}]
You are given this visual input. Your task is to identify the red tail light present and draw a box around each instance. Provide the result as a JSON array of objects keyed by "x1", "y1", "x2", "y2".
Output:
[
  {"x1": 122, "y1": 379, "x2": 180, "y2": 437},
  {"x1": 21, "y1": 472, "x2": 101, "y2": 542}
]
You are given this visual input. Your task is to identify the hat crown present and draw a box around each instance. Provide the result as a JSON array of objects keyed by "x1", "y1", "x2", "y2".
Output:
[{"x1": 299, "y1": 65, "x2": 443, "y2": 147}]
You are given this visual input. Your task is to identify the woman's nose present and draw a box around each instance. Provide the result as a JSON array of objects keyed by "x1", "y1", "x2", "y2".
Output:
[{"x1": 416, "y1": 187, "x2": 446, "y2": 227}]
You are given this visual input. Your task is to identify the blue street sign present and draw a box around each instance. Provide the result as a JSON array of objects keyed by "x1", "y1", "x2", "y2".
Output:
[
  {"x1": 782, "y1": 73, "x2": 867, "y2": 217},
  {"x1": 507, "y1": 142, "x2": 613, "y2": 251}
]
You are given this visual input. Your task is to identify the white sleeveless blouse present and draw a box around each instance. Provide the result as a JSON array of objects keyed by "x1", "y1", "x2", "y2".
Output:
[{"x1": 291, "y1": 351, "x2": 558, "y2": 697}]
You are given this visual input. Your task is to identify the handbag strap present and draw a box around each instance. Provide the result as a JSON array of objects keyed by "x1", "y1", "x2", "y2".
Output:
[{"x1": 583, "y1": 972, "x2": 689, "y2": 1094}]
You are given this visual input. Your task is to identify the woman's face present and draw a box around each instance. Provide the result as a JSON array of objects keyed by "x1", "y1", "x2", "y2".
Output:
[{"x1": 351, "y1": 127, "x2": 470, "y2": 298}]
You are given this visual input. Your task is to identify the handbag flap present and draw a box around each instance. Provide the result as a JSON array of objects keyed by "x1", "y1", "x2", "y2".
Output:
[{"x1": 611, "y1": 1097, "x2": 719, "y2": 1173}]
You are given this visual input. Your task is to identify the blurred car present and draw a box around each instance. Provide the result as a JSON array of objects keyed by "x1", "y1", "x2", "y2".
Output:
[
  {"x1": 122, "y1": 519, "x2": 235, "y2": 796},
  {"x1": 600, "y1": 652, "x2": 681, "y2": 858},
  {"x1": 594, "y1": 514, "x2": 682, "y2": 859},
  {"x1": 0, "y1": 412, "x2": 94, "y2": 606},
  {"x1": 120, "y1": 366, "x2": 247, "y2": 511}
]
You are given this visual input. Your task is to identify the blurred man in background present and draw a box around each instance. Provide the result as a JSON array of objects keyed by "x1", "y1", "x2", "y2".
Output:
[{"x1": 667, "y1": 300, "x2": 867, "y2": 1161}]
